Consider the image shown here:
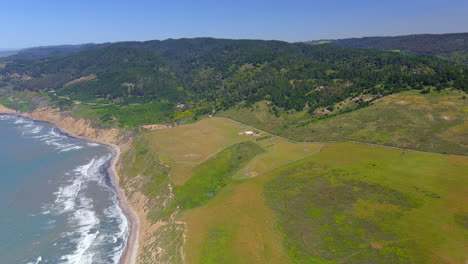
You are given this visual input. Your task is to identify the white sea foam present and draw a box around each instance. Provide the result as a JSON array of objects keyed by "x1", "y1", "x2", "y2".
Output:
[
  {"x1": 48, "y1": 157, "x2": 104, "y2": 215},
  {"x1": 60, "y1": 145, "x2": 84, "y2": 152},
  {"x1": 0, "y1": 114, "x2": 13, "y2": 120},
  {"x1": 57, "y1": 180, "x2": 101, "y2": 263},
  {"x1": 61, "y1": 205, "x2": 100, "y2": 264},
  {"x1": 31, "y1": 128, "x2": 84, "y2": 152},
  {"x1": 14, "y1": 118, "x2": 27, "y2": 124},
  {"x1": 3, "y1": 115, "x2": 127, "y2": 263},
  {"x1": 105, "y1": 203, "x2": 129, "y2": 263},
  {"x1": 51, "y1": 178, "x2": 82, "y2": 214},
  {"x1": 8, "y1": 117, "x2": 83, "y2": 152},
  {"x1": 26, "y1": 256, "x2": 42, "y2": 264},
  {"x1": 50, "y1": 155, "x2": 123, "y2": 263},
  {"x1": 21, "y1": 123, "x2": 43, "y2": 135},
  {"x1": 74, "y1": 155, "x2": 111, "y2": 183},
  {"x1": 5, "y1": 116, "x2": 84, "y2": 153}
]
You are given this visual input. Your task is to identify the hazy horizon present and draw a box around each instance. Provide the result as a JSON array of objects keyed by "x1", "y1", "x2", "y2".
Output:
[
  {"x1": 1, "y1": 0, "x2": 467, "y2": 49},
  {"x1": 1, "y1": 31, "x2": 467, "y2": 51}
]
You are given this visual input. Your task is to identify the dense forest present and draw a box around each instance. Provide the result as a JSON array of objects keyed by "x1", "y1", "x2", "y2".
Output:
[
  {"x1": 328, "y1": 33, "x2": 468, "y2": 65},
  {"x1": 1, "y1": 37, "x2": 467, "y2": 125}
]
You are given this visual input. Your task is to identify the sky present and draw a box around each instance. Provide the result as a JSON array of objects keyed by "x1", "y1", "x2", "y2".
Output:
[{"x1": 1, "y1": 0, "x2": 467, "y2": 49}]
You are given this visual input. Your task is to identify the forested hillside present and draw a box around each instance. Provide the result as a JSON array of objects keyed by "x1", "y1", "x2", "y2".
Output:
[
  {"x1": 1, "y1": 38, "x2": 467, "y2": 126},
  {"x1": 329, "y1": 33, "x2": 468, "y2": 65}
]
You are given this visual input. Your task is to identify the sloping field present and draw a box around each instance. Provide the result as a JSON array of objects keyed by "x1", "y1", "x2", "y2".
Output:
[
  {"x1": 182, "y1": 142, "x2": 468, "y2": 264},
  {"x1": 219, "y1": 90, "x2": 468, "y2": 155},
  {"x1": 138, "y1": 104, "x2": 467, "y2": 264},
  {"x1": 144, "y1": 117, "x2": 321, "y2": 185}
]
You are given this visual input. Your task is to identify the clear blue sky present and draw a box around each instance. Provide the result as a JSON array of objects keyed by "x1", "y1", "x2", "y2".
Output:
[{"x1": 1, "y1": 0, "x2": 467, "y2": 49}]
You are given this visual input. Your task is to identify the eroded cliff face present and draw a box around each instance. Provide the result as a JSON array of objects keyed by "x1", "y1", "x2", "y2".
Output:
[
  {"x1": 117, "y1": 137, "x2": 185, "y2": 264},
  {"x1": 0, "y1": 104, "x2": 17, "y2": 114},
  {"x1": 0, "y1": 105, "x2": 126, "y2": 146},
  {"x1": 35, "y1": 108, "x2": 125, "y2": 146}
]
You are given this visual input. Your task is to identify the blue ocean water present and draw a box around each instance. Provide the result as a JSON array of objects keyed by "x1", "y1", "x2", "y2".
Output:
[{"x1": 0, "y1": 114, "x2": 128, "y2": 264}]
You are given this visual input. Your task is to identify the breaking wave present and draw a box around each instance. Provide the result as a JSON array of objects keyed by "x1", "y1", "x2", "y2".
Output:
[
  {"x1": 43, "y1": 154, "x2": 128, "y2": 264},
  {"x1": 6, "y1": 115, "x2": 84, "y2": 152},
  {"x1": 0, "y1": 115, "x2": 129, "y2": 264}
]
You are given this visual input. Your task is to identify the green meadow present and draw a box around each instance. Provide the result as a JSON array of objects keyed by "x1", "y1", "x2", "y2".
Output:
[
  {"x1": 118, "y1": 92, "x2": 467, "y2": 264},
  {"x1": 182, "y1": 142, "x2": 467, "y2": 264}
]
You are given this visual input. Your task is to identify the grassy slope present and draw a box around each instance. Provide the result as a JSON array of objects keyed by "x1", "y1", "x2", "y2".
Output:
[
  {"x1": 133, "y1": 117, "x2": 327, "y2": 263},
  {"x1": 219, "y1": 90, "x2": 467, "y2": 155},
  {"x1": 144, "y1": 117, "x2": 322, "y2": 185},
  {"x1": 182, "y1": 142, "x2": 467, "y2": 264},
  {"x1": 70, "y1": 101, "x2": 175, "y2": 128},
  {"x1": 182, "y1": 178, "x2": 293, "y2": 264},
  {"x1": 118, "y1": 92, "x2": 467, "y2": 264},
  {"x1": 175, "y1": 141, "x2": 265, "y2": 209},
  {"x1": 264, "y1": 143, "x2": 468, "y2": 263}
]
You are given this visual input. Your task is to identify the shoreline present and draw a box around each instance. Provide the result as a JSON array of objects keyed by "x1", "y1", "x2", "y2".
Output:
[{"x1": 0, "y1": 107, "x2": 139, "y2": 264}]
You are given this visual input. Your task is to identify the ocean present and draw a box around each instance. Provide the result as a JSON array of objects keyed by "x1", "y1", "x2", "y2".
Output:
[{"x1": 0, "y1": 114, "x2": 128, "y2": 264}]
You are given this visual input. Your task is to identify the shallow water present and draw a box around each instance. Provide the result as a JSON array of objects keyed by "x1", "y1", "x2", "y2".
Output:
[{"x1": 0, "y1": 114, "x2": 128, "y2": 264}]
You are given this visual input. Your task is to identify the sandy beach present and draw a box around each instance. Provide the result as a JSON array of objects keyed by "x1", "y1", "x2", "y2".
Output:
[
  {"x1": 107, "y1": 143, "x2": 139, "y2": 264},
  {"x1": 0, "y1": 105, "x2": 139, "y2": 264}
]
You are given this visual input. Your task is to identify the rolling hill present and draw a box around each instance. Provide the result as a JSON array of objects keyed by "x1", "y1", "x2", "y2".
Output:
[
  {"x1": 0, "y1": 38, "x2": 466, "y2": 128},
  {"x1": 327, "y1": 33, "x2": 468, "y2": 65}
]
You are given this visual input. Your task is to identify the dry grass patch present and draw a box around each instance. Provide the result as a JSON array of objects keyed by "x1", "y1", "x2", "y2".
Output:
[
  {"x1": 234, "y1": 139, "x2": 322, "y2": 179},
  {"x1": 171, "y1": 163, "x2": 195, "y2": 185},
  {"x1": 64, "y1": 74, "x2": 96, "y2": 86},
  {"x1": 182, "y1": 181, "x2": 292, "y2": 264},
  {"x1": 145, "y1": 118, "x2": 247, "y2": 164}
]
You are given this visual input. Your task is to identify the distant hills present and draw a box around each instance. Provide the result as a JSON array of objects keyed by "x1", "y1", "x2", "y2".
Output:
[
  {"x1": 315, "y1": 33, "x2": 468, "y2": 65},
  {"x1": 0, "y1": 50, "x2": 18, "y2": 58},
  {"x1": 0, "y1": 43, "x2": 109, "y2": 61},
  {"x1": 3, "y1": 33, "x2": 467, "y2": 64},
  {"x1": 0, "y1": 36, "x2": 466, "y2": 127}
]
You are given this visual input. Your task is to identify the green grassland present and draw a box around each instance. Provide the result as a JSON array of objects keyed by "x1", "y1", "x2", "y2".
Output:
[
  {"x1": 219, "y1": 89, "x2": 467, "y2": 155},
  {"x1": 118, "y1": 94, "x2": 467, "y2": 264},
  {"x1": 144, "y1": 117, "x2": 322, "y2": 185},
  {"x1": 71, "y1": 101, "x2": 174, "y2": 127},
  {"x1": 119, "y1": 117, "x2": 331, "y2": 263},
  {"x1": 0, "y1": 88, "x2": 42, "y2": 112},
  {"x1": 174, "y1": 141, "x2": 265, "y2": 209},
  {"x1": 181, "y1": 142, "x2": 467, "y2": 264},
  {"x1": 264, "y1": 143, "x2": 468, "y2": 263}
]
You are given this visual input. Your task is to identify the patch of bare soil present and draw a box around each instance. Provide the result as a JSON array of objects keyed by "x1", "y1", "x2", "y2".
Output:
[
  {"x1": 394, "y1": 101, "x2": 408, "y2": 105},
  {"x1": 313, "y1": 108, "x2": 332, "y2": 117},
  {"x1": 183, "y1": 154, "x2": 201, "y2": 159},
  {"x1": 64, "y1": 74, "x2": 97, "y2": 86},
  {"x1": 122, "y1": 82, "x2": 136, "y2": 88},
  {"x1": 142, "y1": 124, "x2": 172, "y2": 131},
  {"x1": 370, "y1": 241, "x2": 384, "y2": 249}
]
